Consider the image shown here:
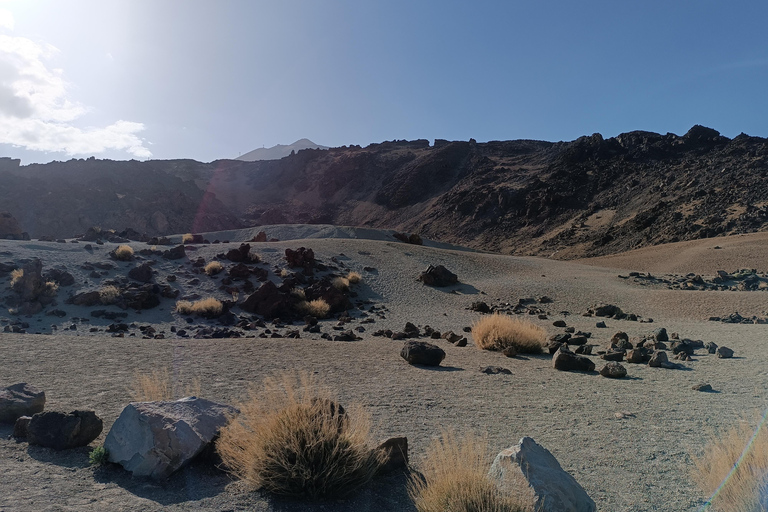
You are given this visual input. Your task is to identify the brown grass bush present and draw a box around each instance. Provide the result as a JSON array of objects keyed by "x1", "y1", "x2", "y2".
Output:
[
  {"x1": 42, "y1": 280, "x2": 58, "y2": 297},
  {"x1": 296, "y1": 298, "x2": 331, "y2": 319},
  {"x1": 346, "y1": 271, "x2": 362, "y2": 284},
  {"x1": 409, "y1": 431, "x2": 534, "y2": 512},
  {"x1": 175, "y1": 297, "x2": 223, "y2": 317},
  {"x1": 181, "y1": 233, "x2": 194, "y2": 244},
  {"x1": 99, "y1": 285, "x2": 121, "y2": 305},
  {"x1": 472, "y1": 314, "x2": 545, "y2": 354},
  {"x1": 217, "y1": 372, "x2": 384, "y2": 499},
  {"x1": 129, "y1": 368, "x2": 201, "y2": 402},
  {"x1": 290, "y1": 287, "x2": 307, "y2": 300},
  {"x1": 9, "y1": 268, "x2": 23, "y2": 288},
  {"x1": 204, "y1": 261, "x2": 223, "y2": 276},
  {"x1": 332, "y1": 276, "x2": 350, "y2": 291},
  {"x1": 692, "y1": 414, "x2": 768, "y2": 512},
  {"x1": 113, "y1": 244, "x2": 134, "y2": 261}
]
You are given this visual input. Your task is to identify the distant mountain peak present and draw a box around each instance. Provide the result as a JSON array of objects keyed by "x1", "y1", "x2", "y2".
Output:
[{"x1": 236, "y1": 139, "x2": 329, "y2": 162}]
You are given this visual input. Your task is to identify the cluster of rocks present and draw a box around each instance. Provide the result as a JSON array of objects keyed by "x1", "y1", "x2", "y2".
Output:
[
  {"x1": 469, "y1": 296, "x2": 553, "y2": 317},
  {"x1": 583, "y1": 304, "x2": 652, "y2": 324},
  {"x1": 392, "y1": 232, "x2": 423, "y2": 245},
  {"x1": 547, "y1": 323, "x2": 735, "y2": 378},
  {"x1": 709, "y1": 311, "x2": 768, "y2": 324},
  {"x1": 1, "y1": 383, "x2": 102, "y2": 450},
  {"x1": 621, "y1": 269, "x2": 768, "y2": 292}
]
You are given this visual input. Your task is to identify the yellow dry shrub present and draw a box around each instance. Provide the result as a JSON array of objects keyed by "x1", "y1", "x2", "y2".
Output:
[
  {"x1": 346, "y1": 271, "x2": 362, "y2": 284},
  {"x1": 113, "y1": 244, "x2": 134, "y2": 261},
  {"x1": 175, "y1": 297, "x2": 223, "y2": 317},
  {"x1": 409, "y1": 430, "x2": 534, "y2": 512},
  {"x1": 332, "y1": 276, "x2": 350, "y2": 291},
  {"x1": 182, "y1": 233, "x2": 194, "y2": 243},
  {"x1": 692, "y1": 414, "x2": 768, "y2": 512},
  {"x1": 217, "y1": 372, "x2": 384, "y2": 498},
  {"x1": 204, "y1": 261, "x2": 223, "y2": 276},
  {"x1": 9, "y1": 268, "x2": 23, "y2": 288},
  {"x1": 99, "y1": 285, "x2": 121, "y2": 305},
  {"x1": 296, "y1": 299, "x2": 331, "y2": 319},
  {"x1": 42, "y1": 281, "x2": 58, "y2": 297},
  {"x1": 290, "y1": 287, "x2": 307, "y2": 300},
  {"x1": 472, "y1": 314, "x2": 545, "y2": 354},
  {"x1": 129, "y1": 368, "x2": 201, "y2": 402}
]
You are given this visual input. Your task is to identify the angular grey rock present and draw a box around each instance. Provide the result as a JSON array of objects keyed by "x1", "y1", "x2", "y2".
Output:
[
  {"x1": 553, "y1": 346, "x2": 595, "y2": 372},
  {"x1": 705, "y1": 341, "x2": 718, "y2": 354},
  {"x1": 418, "y1": 265, "x2": 458, "y2": 287},
  {"x1": 0, "y1": 383, "x2": 45, "y2": 423},
  {"x1": 654, "y1": 327, "x2": 669, "y2": 342},
  {"x1": 376, "y1": 436, "x2": 408, "y2": 474},
  {"x1": 104, "y1": 397, "x2": 238, "y2": 479},
  {"x1": 27, "y1": 410, "x2": 103, "y2": 450},
  {"x1": 13, "y1": 415, "x2": 31, "y2": 437},
  {"x1": 717, "y1": 346, "x2": 734, "y2": 358},
  {"x1": 693, "y1": 383, "x2": 714, "y2": 392},
  {"x1": 489, "y1": 436, "x2": 596, "y2": 512},
  {"x1": 400, "y1": 341, "x2": 445, "y2": 366},
  {"x1": 648, "y1": 351, "x2": 669, "y2": 368},
  {"x1": 599, "y1": 362, "x2": 627, "y2": 378}
]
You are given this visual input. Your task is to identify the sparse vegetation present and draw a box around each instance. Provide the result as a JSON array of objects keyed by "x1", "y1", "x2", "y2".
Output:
[
  {"x1": 89, "y1": 446, "x2": 109, "y2": 466},
  {"x1": 248, "y1": 252, "x2": 261, "y2": 263},
  {"x1": 472, "y1": 314, "x2": 545, "y2": 354},
  {"x1": 113, "y1": 244, "x2": 134, "y2": 261},
  {"x1": 347, "y1": 271, "x2": 362, "y2": 284},
  {"x1": 99, "y1": 285, "x2": 121, "y2": 305},
  {"x1": 217, "y1": 372, "x2": 384, "y2": 499},
  {"x1": 129, "y1": 368, "x2": 201, "y2": 402},
  {"x1": 290, "y1": 287, "x2": 307, "y2": 300},
  {"x1": 42, "y1": 280, "x2": 58, "y2": 297},
  {"x1": 204, "y1": 261, "x2": 223, "y2": 276},
  {"x1": 297, "y1": 298, "x2": 331, "y2": 319},
  {"x1": 409, "y1": 430, "x2": 534, "y2": 512},
  {"x1": 9, "y1": 268, "x2": 22, "y2": 288},
  {"x1": 182, "y1": 233, "x2": 194, "y2": 244},
  {"x1": 692, "y1": 414, "x2": 768, "y2": 512},
  {"x1": 175, "y1": 297, "x2": 223, "y2": 317},
  {"x1": 332, "y1": 276, "x2": 350, "y2": 291}
]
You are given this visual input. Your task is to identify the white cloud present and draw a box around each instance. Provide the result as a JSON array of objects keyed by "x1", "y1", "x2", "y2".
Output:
[
  {"x1": 0, "y1": 30, "x2": 152, "y2": 158},
  {"x1": 0, "y1": 9, "x2": 13, "y2": 30}
]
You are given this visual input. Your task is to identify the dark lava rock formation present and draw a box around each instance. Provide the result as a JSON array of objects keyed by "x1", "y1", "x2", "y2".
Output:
[{"x1": 3, "y1": 125, "x2": 768, "y2": 258}]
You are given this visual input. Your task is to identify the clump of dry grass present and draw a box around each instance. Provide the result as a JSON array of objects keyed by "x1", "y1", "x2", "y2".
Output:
[
  {"x1": 113, "y1": 244, "x2": 134, "y2": 261},
  {"x1": 346, "y1": 271, "x2": 362, "y2": 284},
  {"x1": 692, "y1": 414, "x2": 768, "y2": 512},
  {"x1": 472, "y1": 314, "x2": 545, "y2": 354},
  {"x1": 181, "y1": 233, "x2": 194, "y2": 244},
  {"x1": 410, "y1": 431, "x2": 534, "y2": 512},
  {"x1": 129, "y1": 368, "x2": 201, "y2": 402},
  {"x1": 99, "y1": 285, "x2": 121, "y2": 305},
  {"x1": 296, "y1": 298, "x2": 331, "y2": 319},
  {"x1": 42, "y1": 281, "x2": 58, "y2": 297},
  {"x1": 9, "y1": 268, "x2": 23, "y2": 288},
  {"x1": 248, "y1": 252, "x2": 261, "y2": 263},
  {"x1": 217, "y1": 372, "x2": 384, "y2": 499},
  {"x1": 332, "y1": 276, "x2": 350, "y2": 291},
  {"x1": 290, "y1": 287, "x2": 307, "y2": 300},
  {"x1": 204, "y1": 261, "x2": 223, "y2": 276},
  {"x1": 175, "y1": 297, "x2": 223, "y2": 317}
]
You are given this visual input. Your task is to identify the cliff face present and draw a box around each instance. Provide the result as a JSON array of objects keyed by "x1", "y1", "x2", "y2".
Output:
[{"x1": 4, "y1": 126, "x2": 768, "y2": 258}]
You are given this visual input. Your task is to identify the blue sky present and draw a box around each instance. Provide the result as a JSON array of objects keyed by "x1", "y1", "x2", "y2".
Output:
[{"x1": 1, "y1": 0, "x2": 767, "y2": 163}]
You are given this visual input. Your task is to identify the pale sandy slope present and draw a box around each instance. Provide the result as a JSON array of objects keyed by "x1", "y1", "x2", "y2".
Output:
[{"x1": 1, "y1": 229, "x2": 768, "y2": 511}]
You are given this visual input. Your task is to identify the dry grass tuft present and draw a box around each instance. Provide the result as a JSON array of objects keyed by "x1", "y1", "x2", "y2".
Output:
[
  {"x1": 129, "y1": 368, "x2": 201, "y2": 402},
  {"x1": 175, "y1": 297, "x2": 223, "y2": 317},
  {"x1": 290, "y1": 287, "x2": 307, "y2": 300},
  {"x1": 217, "y1": 372, "x2": 384, "y2": 499},
  {"x1": 99, "y1": 285, "x2": 121, "y2": 305},
  {"x1": 296, "y1": 299, "x2": 331, "y2": 319},
  {"x1": 182, "y1": 233, "x2": 194, "y2": 244},
  {"x1": 9, "y1": 268, "x2": 23, "y2": 288},
  {"x1": 248, "y1": 252, "x2": 261, "y2": 263},
  {"x1": 346, "y1": 271, "x2": 362, "y2": 284},
  {"x1": 692, "y1": 414, "x2": 768, "y2": 512},
  {"x1": 472, "y1": 314, "x2": 545, "y2": 354},
  {"x1": 410, "y1": 430, "x2": 534, "y2": 512},
  {"x1": 332, "y1": 276, "x2": 350, "y2": 291},
  {"x1": 113, "y1": 244, "x2": 134, "y2": 261},
  {"x1": 204, "y1": 261, "x2": 223, "y2": 276},
  {"x1": 42, "y1": 281, "x2": 58, "y2": 297}
]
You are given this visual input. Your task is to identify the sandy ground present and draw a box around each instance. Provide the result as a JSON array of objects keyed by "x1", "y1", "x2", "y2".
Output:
[{"x1": 2, "y1": 229, "x2": 768, "y2": 511}]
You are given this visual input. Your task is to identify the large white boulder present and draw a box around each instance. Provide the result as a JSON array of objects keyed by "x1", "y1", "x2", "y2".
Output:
[
  {"x1": 489, "y1": 436, "x2": 596, "y2": 512},
  {"x1": 104, "y1": 397, "x2": 237, "y2": 479}
]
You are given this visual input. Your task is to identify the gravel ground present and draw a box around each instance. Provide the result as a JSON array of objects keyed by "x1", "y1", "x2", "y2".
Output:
[{"x1": 1, "y1": 230, "x2": 768, "y2": 511}]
